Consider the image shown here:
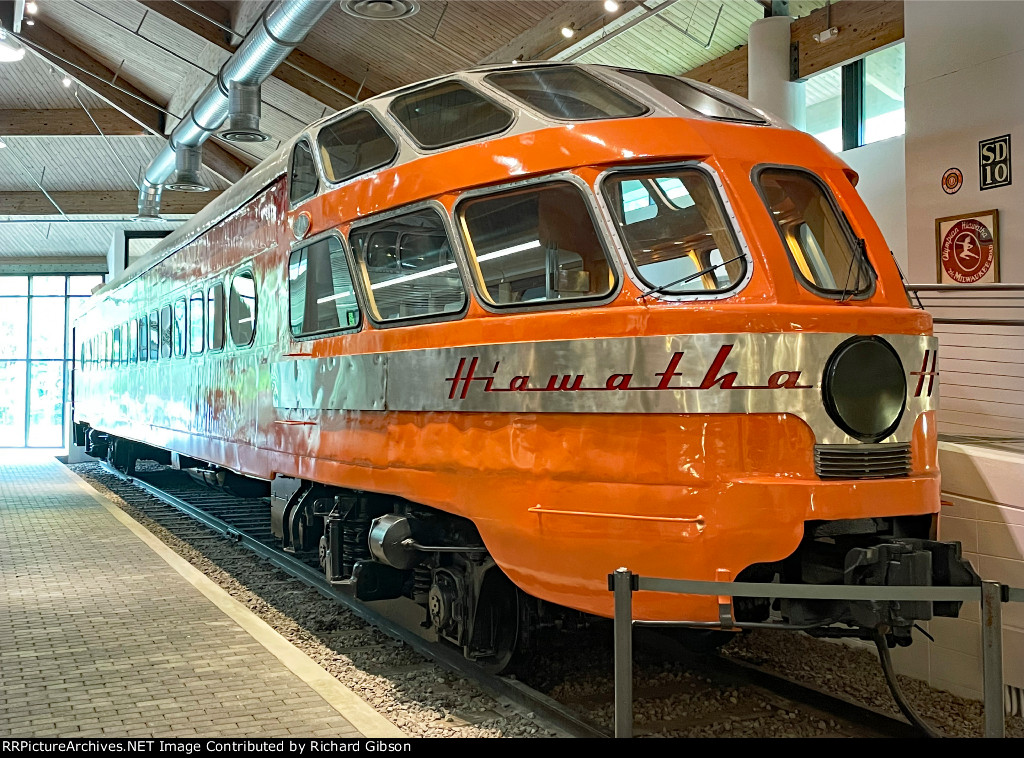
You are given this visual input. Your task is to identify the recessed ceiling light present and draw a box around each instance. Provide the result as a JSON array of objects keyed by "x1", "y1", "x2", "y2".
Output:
[
  {"x1": 62, "y1": 75, "x2": 72, "y2": 87},
  {"x1": 339, "y1": 1, "x2": 420, "y2": 20},
  {"x1": 561, "y1": 24, "x2": 575, "y2": 39},
  {"x1": 26, "y1": 1, "x2": 39, "y2": 15},
  {"x1": 604, "y1": 1, "x2": 620, "y2": 12}
]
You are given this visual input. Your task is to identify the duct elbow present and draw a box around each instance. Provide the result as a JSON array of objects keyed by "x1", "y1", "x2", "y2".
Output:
[{"x1": 136, "y1": 181, "x2": 163, "y2": 220}]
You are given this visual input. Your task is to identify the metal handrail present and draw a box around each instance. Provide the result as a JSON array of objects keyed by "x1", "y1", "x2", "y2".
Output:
[{"x1": 608, "y1": 569, "x2": 1021, "y2": 739}]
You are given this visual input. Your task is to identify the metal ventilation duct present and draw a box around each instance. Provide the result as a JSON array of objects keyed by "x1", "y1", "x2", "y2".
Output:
[
  {"x1": 220, "y1": 82, "x2": 270, "y2": 143},
  {"x1": 137, "y1": 0, "x2": 334, "y2": 218},
  {"x1": 167, "y1": 146, "x2": 210, "y2": 192}
]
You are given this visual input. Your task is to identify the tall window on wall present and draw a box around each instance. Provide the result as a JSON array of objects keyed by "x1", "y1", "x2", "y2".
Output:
[
  {"x1": 805, "y1": 43, "x2": 905, "y2": 152},
  {"x1": 0, "y1": 274, "x2": 105, "y2": 448}
]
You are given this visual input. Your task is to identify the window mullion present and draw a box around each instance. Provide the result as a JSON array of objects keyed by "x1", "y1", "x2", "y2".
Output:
[{"x1": 841, "y1": 59, "x2": 865, "y2": 151}]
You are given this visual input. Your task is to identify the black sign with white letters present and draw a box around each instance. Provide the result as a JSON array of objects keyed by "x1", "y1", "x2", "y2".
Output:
[{"x1": 979, "y1": 134, "x2": 1011, "y2": 190}]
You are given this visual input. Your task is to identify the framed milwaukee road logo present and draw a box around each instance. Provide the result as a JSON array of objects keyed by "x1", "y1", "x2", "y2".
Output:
[{"x1": 936, "y1": 209, "x2": 999, "y2": 284}]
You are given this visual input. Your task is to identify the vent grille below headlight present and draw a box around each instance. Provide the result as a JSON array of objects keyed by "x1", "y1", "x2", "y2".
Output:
[{"x1": 814, "y1": 443, "x2": 911, "y2": 479}]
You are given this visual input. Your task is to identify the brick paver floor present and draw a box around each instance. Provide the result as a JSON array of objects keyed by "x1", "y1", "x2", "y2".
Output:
[{"x1": 0, "y1": 454, "x2": 367, "y2": 738}]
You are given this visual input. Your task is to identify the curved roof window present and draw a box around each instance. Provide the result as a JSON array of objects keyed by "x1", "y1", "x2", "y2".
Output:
[
  {"x1": 485, "y1": 66, "x2": 646, "y2": 121},
  {"x1": 389, "y1": 80, "x2": 513, "y2": 150},
  {"x1": 617, "y1": 69, "x2": 766, "y2": 124},
  {"x1": 317, "y1": 110, "x2": 398, "y2": 184}
]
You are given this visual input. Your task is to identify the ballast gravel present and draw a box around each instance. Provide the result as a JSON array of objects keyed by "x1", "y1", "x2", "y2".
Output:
[{"x1": 70, "y1": 462, "x2": 1023, "y2": 739}]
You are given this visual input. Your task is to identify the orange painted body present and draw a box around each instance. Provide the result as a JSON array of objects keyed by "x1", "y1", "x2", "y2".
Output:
[{"x1": 74, "y1": 114, "x2": 938, "y2": 623}]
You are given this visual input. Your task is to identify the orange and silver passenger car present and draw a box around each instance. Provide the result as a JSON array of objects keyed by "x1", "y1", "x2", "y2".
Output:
[{"x1": 73, "y1": 63, "x2": 976, "y2": 668}]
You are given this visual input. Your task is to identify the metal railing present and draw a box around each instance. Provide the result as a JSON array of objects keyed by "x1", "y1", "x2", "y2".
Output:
[
  {"x1": 906, "y1": 283, "x2": 1024, "y2": 450},
  {"x1": 609, "y1": 568, "x2": 1024, "y2": 738}
]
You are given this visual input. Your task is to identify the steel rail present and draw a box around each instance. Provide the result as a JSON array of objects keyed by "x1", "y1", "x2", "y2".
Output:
[
  {"x1": 633, "y1": 628, "x2": 922, "y2": 738},
  {"x1": 97, "y1": 462, "x2": 606, "y2": 739}
]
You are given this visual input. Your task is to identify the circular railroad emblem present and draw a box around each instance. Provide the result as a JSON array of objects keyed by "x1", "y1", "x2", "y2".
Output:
[
  {"x1": 942, "y1": 167, "x2": 963, "y2": 194},
  {"x1": 941, "y1": 218, "x2": 995, "y2": 283}
]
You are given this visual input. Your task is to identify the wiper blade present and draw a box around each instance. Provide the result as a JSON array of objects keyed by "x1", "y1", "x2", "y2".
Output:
[
  {"x1": 641, "y1": 253, "x2": 746, "y2": 298},
  {"x1": 839, "y1": 238, "x2": 869, "y2": 302}
]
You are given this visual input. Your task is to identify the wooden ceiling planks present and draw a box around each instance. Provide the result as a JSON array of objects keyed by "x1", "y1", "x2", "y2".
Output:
[
  {"x1": 0, "y1": 109, "x2": 145, "y2": 136},
  {"x1": 0, "y1": 135, "x2": 229, "y2": 193},
  {"x1": 479, "y1": 1, "x2": 612, "y2": 65},
  {"x1": 37, "y1": 1, "x2": 194, "y2": 105},
  {"x1": 138, "y1": 0, "x2": 373, "y2": 110},
  {"x1": 572, "y1": 0, "x2": 765, "y2": 76},
  {"x1": 0, "y1": 47, "x2": 109, "y2": 110}
]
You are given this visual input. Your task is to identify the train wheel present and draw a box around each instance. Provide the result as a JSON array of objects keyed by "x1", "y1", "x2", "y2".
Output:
[{"x1": 470, "y1": 570, "x2": 529, "y2": 675}]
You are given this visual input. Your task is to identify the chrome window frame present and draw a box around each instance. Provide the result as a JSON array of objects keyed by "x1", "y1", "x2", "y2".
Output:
[
  {"x1": 288, "y1": 137, "x2": 320, "y2": 209},
  {"x1": 594, "y1": 161, "x2": 754, "y2": 303},
  {"x1": 346, "y1": 199, "x2": 471, "y2": 329},
  {"x1": 454, "y1": 171, "x2": 624, "y2": 315},
  {"x1": 286, "y1": 229, "x2": 364, "y2": 342},
  {"x1": 206, "y1": 282, "x2": 226, "y2": 353},
  {"x1": 479, "y1": 64, "x2": 650, "y2": 124},
  {"x1": 313, "y1": 109, "x2": 401, "y2": 187},
  {"x1": 752, "y1": 163, "x2": 877, "y2": 301},
  {"x1": 188, "y1": 289, "x2": 205, "y2": 356},
  {"x1": 386, "y1": 78, "x2": 517, "y2": 152},
  {"x1": 172, "y1": 298, "x2": 187, "y2": 359},
  {"x1": 227, "y1": 267, "x2": 258, "y2": 349}
]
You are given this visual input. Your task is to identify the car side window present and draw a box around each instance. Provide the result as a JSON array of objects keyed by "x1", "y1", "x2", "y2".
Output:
[
  {"x1": 137, "y1": 316, "x2": 148, "y2": 363},
  {"x1": 160, "y1": 305, "x2": 172, "y2": 359},
  {"x1": 288, "y1": 236, "x2": 361, "y2": 337},
  {"x1": 207, "y1": 283, "x2": 225, "y2": 351},
  {"x1": 173, "y1": 298, "x2": 187, "y2": 358},
  {"x1": 229, "y1": 271, "x2": 257, "y2": 347},
  {"x1": 149, "y1": 309, "x2": 160, "y2": 361},
  {"x1": 290, "y1": 140, "x2": 319, "y2": 205},
  {"x1": 349, "y1": 207, "x2": 466, "y2": 323},
  {"x1": 189, "y1": 291, "x2": 204, "y2": 354}
]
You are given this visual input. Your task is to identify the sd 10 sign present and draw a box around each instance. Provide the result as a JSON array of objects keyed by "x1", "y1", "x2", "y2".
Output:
[{"x1": 979, "y1": 135, "x2": 1011, "y2": 190}]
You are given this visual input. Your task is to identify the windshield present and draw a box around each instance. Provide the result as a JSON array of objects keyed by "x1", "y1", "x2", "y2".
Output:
[
  {"x1": 757, "y1": 168, "x2": 874, "y2": 298},
  {"x1": 603, "y1": 167, "x2": 746, "y2": 295}
]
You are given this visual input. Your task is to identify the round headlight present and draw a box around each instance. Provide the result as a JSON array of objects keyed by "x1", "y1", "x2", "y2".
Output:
[{"x1": 823, "y1": 336, "x2": 906, "y2": 442}]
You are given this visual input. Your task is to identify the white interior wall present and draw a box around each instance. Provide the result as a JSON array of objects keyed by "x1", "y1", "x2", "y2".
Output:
[
  {"x1": 751, "y1": 0, "x2": 1024, "y2": 701},
  {"x1": 897, "y1": 0, "x2": 1024, "y2": 701},
  {"x1": 839, "y1": 136, "x2": 907, "y2": 271}
]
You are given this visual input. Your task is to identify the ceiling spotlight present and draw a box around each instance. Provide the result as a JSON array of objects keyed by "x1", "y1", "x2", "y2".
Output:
[
  {"x1": 62, "y1": 75, "x2": 72, "y2": 87},
  {"x1": 604, "y1": 0, "x2": 620, "y2": 12},
  {"x1": 0, "y1": 27, "x2": 26, "y2": 63},
  {"x1": 25, "y1": 19, "x2": 34, "y2": 26},
  {"x1": 26, "y1": 1, "x2": 39, "y2": 14},
  {"x1": 561, "y1": 24, "x2": 575, "y2": 39}
]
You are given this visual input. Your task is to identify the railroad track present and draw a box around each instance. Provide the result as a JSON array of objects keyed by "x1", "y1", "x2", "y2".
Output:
[{"x1": 86, "y1": 461, "x2": 925, "y2": 739}]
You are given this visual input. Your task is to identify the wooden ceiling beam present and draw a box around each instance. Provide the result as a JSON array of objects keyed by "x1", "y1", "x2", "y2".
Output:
[
  {"x1": 139, "y1": 0, "x2": 372, "y2": 111},
  {"x1": 18, "y1": 22, "x2": 250, "y2": 184},
  {"x1": 479, "y1": 3, "x2": 623, "y2": 65},
  {"x1": 0, "y1": 109, "x2": 146, "y2": 136},
  {"x1": 1, "y1": 191, "x2": 222, "y2": 216},
  {"x1": 19, "y1": 21, "x2": 166, "y2": 135}
]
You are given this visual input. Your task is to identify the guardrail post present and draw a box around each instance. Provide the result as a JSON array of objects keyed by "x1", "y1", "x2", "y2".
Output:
[
  {"x1": 981, "y1": 580, "x2": 1004, "y2": 738},
  {"x1": 612, "y1": 567, "x2": 634, "y2": 738}
]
